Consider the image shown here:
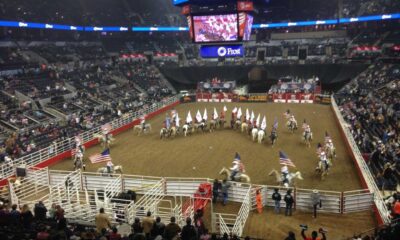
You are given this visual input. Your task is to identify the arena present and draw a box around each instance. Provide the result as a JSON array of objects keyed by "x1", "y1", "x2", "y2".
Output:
[{"x1": 0, "y1": 0, "x2": 399, "y2": 240}]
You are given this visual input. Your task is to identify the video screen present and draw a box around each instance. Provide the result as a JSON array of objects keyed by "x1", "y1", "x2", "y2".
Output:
[
  {"x1": 193, "y1": 14, "x2": 238, "y2": 43},
  {"x1": 243, "y1": 15, "x2": 253, "y2": 41}
]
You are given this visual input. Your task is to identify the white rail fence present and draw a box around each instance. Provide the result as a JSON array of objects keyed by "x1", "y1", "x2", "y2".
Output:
[
  {"x1": 296, "y1": 188, "x2": 341, "y2": 213},
  {"x1": 0, "y1": 96, "x2": 179, "y2": 180},
  {"x1": 232, "y1": 187, "x2": 252, "y2": 237},
  {"x1": 331, "y1": 96, "x2": 391, "y2": 223},
  {"x1": 343, "y1": 190, "x2": 374, "y2": 213},
  {"x1": 5, "y1": 168, "x2": 378, "y2": 236}
]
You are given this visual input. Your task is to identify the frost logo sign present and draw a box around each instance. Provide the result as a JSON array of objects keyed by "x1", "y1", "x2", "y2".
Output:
[{"x1": 201, "y1": 45, "x2": 244, "y2": 58}]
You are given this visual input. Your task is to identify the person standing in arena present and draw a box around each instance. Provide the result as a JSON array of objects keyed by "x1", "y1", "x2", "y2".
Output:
[
  {"x1": 212, "y1": 179, "x2": 220, "y2": 203},
  {"x1": 284, "y1": 189, "x2": 294, "y2": 216},
  {"x1": 255, "y1": 189, "x2": 263, "y2": 213},
  {"x1": 311, "y1": 190, "x2": 321, "y2": 218},
  {"x1": 221, "y1": 179, "x2": 231, "y2": 206},
  {"x1": 272, "y1": 188, "x2": 281, "y2": 214}
]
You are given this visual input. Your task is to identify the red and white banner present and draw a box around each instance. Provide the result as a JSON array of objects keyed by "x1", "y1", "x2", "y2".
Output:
[
  {"x1": 272, "y1": 93, "x2": 314, "y2": 103},
  {"x1": 196, "y1": 92, "x2": 235, "y2": 103}
]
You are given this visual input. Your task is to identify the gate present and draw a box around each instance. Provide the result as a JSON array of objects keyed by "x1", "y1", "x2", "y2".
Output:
[{"x1": 343, "y1": 189, "x2": 373, "y2": 213}]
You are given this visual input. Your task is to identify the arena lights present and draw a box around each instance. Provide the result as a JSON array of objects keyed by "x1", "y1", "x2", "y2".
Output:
[
  {"x1": 132, "y1": 27, "x2": 189, "y2": 32},
  {"x1": 0, "y1": 12, "x2": 399, "y2": 32},
  {"x1": 0, "y1": 20, "x2": 84, "y2": 31}
]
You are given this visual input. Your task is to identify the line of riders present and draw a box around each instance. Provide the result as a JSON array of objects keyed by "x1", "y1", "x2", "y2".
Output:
[{"x1": 71, "y1": 107, "x2": 337, "y2": 186}]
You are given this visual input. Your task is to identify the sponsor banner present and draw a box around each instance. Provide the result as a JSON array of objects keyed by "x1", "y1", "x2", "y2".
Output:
[
  {"x1": 314, "y1": 95, "x2": 331, "y2": 104},
  {"x1": 200, "y1": 45, "x2": 244, "y2": 58},
  {"x1": 238, "y1": 95, "x2": 268, "y2": 102},
  {"x1": 238, "y1": 12, "x2": 246, "y2": 38}
]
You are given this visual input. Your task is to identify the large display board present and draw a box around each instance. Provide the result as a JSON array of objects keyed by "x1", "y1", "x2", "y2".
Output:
[{"x1": 193, "y1": 14, "x2": 239, "y2": 43}]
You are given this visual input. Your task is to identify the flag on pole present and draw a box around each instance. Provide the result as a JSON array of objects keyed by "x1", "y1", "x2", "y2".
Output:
[
  {"x1": 223, "y1": 105, "x2": 227, "y2": 112},
  {"x1": 245, "y1": 109, "x2": 250, "y2": 121},
  {"x1": 237, "y1": 108, "x2": 242, "y2": 119},
  {"x1": 234, "y1": 152, "x2": 241, "y2": 160},
  {"x1": 250, "y1": 111, "x2": 255, "y2": 123},
  {"x1": 232, "y1": 107, "x2": 237, "y2": 113},
  {"x1": 261, "y1": 116, "x2": 267, "y2": 130},
  {"x1": 175, "y1": 113, "x2": 180, "y2": 127},
  {"x1": 279, "y1": 151, "x2": 296, "y2": 167},
  {"x1": 213, "y1": 107, "x2": 218, "y2": 120},
  {"x1": 196, "y1": 110, "x2": 202, "y2": 122},
  {"x1": 186, "y1": 111, "x2": 193, "y2": 123},
  {"x1": 273, "y1": 117, "x2": 278, "y2": 129},
  {"x1": 203, "y1": 108, "x2": 208, "y2": 120},
  {"x1": 89, "y1": 149, "x2": 112, "y2": 164},
  {"x1": 256, "y1": 114, "x2": 260, "y2": 127}
]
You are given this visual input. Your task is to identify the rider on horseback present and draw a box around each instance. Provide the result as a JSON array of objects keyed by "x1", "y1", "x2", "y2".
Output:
[
  {"x1": 281, "y1": 165, "x2": 290, "y2": 186},
  {"x1": 319, "y1": 151, "x2": 330, "y2": 171},
  {"x1": 230, "y1": 153, "x2": 244, "y2": 180},
  {"x1": 106, "y1": 161, "x2": 114, "y2": 174},
  {"x1": 140, "y1": 115, "x2": 146, "y2": 131}
]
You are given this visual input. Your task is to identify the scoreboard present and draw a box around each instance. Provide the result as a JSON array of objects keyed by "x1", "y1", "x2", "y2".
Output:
[{"x1": 174, "y1": 0, "x2": 254, "y2": 58}]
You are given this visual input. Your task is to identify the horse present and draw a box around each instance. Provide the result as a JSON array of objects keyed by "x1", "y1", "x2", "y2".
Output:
[
  {"x1": 94, "y1": 133, "x2": 115, "y2": 149},
  {"x1": 209, "y1": 119, "x2": 219, "y2": 132},
  {"x1": 315, "y1": 160, "x2": 331, "y2": 180},
  {"x1": 270, "y1": 130, "x2": 278, "y2": 147},
  {"x1": 97, "y1": 165, "x2": 123, "y2": 175},
  {"x1": 219, "y1": 167, "x2": 251, "y2": 183},
  {"x1": 251, "y1": 128, "x2": 258, "y2": 142},
  {"x1": 287, "y1": 120, "x2": 297, "y2": 133},
  {"x1": 73, "y1": 157, "x2": 86, "y2": 171},
  {"x1": 268, "y1": 169, "x2": 303, "y2": 187},
  {"x1": 160, "y1": 128, "x2": 170, "y2": 139},
  {"x1": 233, "y1": 120, "x2": 242, "y2": 130},
  {"x1": 133, "y1": 123, "x2": 152, "y2": 136},
  {"x1": 303, "y1": 131, "x2": 313, "y2": 148},
  {"x1": 170, "y1": 126, "x2": 179, "y2": 138},
  {"x1": 218, "y1": 119, "x2": 226, "y2": 129},
  {"x1": 194, "y1": 122, "x2": 207, "y2": 133},
  {"x1": 325, "y1": 145, "x2": 336, "y2": 161},
  {"x1": 241, "y1": 122, "x2": 249, "y2": 133},
  {"x1": 257, "y1": 130, "x2": 265, "y2": 144},
  {"x1": 182, "y1": 124, "x2": 193, "y2": 137}
]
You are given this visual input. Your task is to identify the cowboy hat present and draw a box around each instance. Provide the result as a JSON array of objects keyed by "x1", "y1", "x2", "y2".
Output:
[{"x1": 313, "y1": 189, "x2": 319, "y2": 194}]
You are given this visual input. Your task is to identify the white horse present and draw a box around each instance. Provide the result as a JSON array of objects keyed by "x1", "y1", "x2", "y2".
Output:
[
  {"x1": 97, "y1": 165, "x2": 123, "y2": 174},
  {"x1": 133, "y1": 123, "x2": 152, "y2": 136},
  {"x1": 257, "y1": 130, "x2": 265, "y2": 143},
  {"x1": 303, "y1": 131, "x2": 313, "y2": 147},
  {"x1": 241, "y1": 122, "x2": 249, "y2": 133},
  {"x1": 315, "y1": 160, "x2": 331, "y2": 180},
  {"x1": 160, "y1": 128, "x2": 170, "y2": 139},
  {"x1": 268, "y1": 169, "x2": 303, "y2": 187},
  {"x1": 219, "y1": 167, "x2": 251, "y2": 183},
  {"x1": 251, "y1": 128, "x2": 258, "y2": 142}
]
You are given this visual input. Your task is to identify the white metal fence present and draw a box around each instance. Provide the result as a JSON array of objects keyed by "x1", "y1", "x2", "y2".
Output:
[
  {"x1": 0, "y1": 96, "x2": 179, "y2": 180},
  {"x1": 343, "y1": 190, "x2": 374, "y2": 213},
  {"x1": 232, "y1": 186, "x2": 252, "y2": 237},
  {"x1": 331, "y1": 96, "x2": 391, "y2": 223}
]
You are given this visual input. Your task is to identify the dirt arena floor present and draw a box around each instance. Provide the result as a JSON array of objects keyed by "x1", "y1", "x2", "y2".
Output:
[{"x1": 50, "y1": 102, "x2": 376, "y2": 238}]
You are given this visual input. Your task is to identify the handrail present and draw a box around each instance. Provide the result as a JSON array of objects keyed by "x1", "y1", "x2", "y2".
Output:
[
  {"x1": 0, "y1": 95, "x2": 179, "y2": 180},
  {"x1": 331, "y1": 95, "x2": 390, "y2": 224}
]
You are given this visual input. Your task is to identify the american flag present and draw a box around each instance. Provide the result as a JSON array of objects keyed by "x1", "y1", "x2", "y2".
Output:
[
  {"x1": 89, "y1": 149, "x2": 112, "y2": 163},
  {"x1": 101, "y1": 123, "x2": 112, "y2": 132},
  {"x1": 279, "y1": 151, "x2": 296, "y2": 167}
]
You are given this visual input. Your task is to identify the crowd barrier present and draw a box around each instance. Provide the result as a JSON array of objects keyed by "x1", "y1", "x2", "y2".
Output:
[
  {"x1": 331, "y1": 96, "x2": 391, "y2": 224},
  {"x1": 6, "y1": 168, "x2": 376, "y2": 236},
  {"x1": 0, "y1": 96, "x2": 180, "y2": 184}
]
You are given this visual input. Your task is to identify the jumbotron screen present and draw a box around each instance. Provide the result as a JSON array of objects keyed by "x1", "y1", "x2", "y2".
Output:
[{"x1": 193, "y1": 14, "x2": 238, "y2": 43}]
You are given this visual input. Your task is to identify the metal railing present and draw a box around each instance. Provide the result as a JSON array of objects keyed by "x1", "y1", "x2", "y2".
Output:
[
  {"x1": 232, "y1": 186, "x2": 252, "y2": 237},
  {"x1": 0, "y1": 96, "x2": 179, "y2": 181},
  {"x1": 331, "y1": 95, "x2": 390, "y2": 223}
]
